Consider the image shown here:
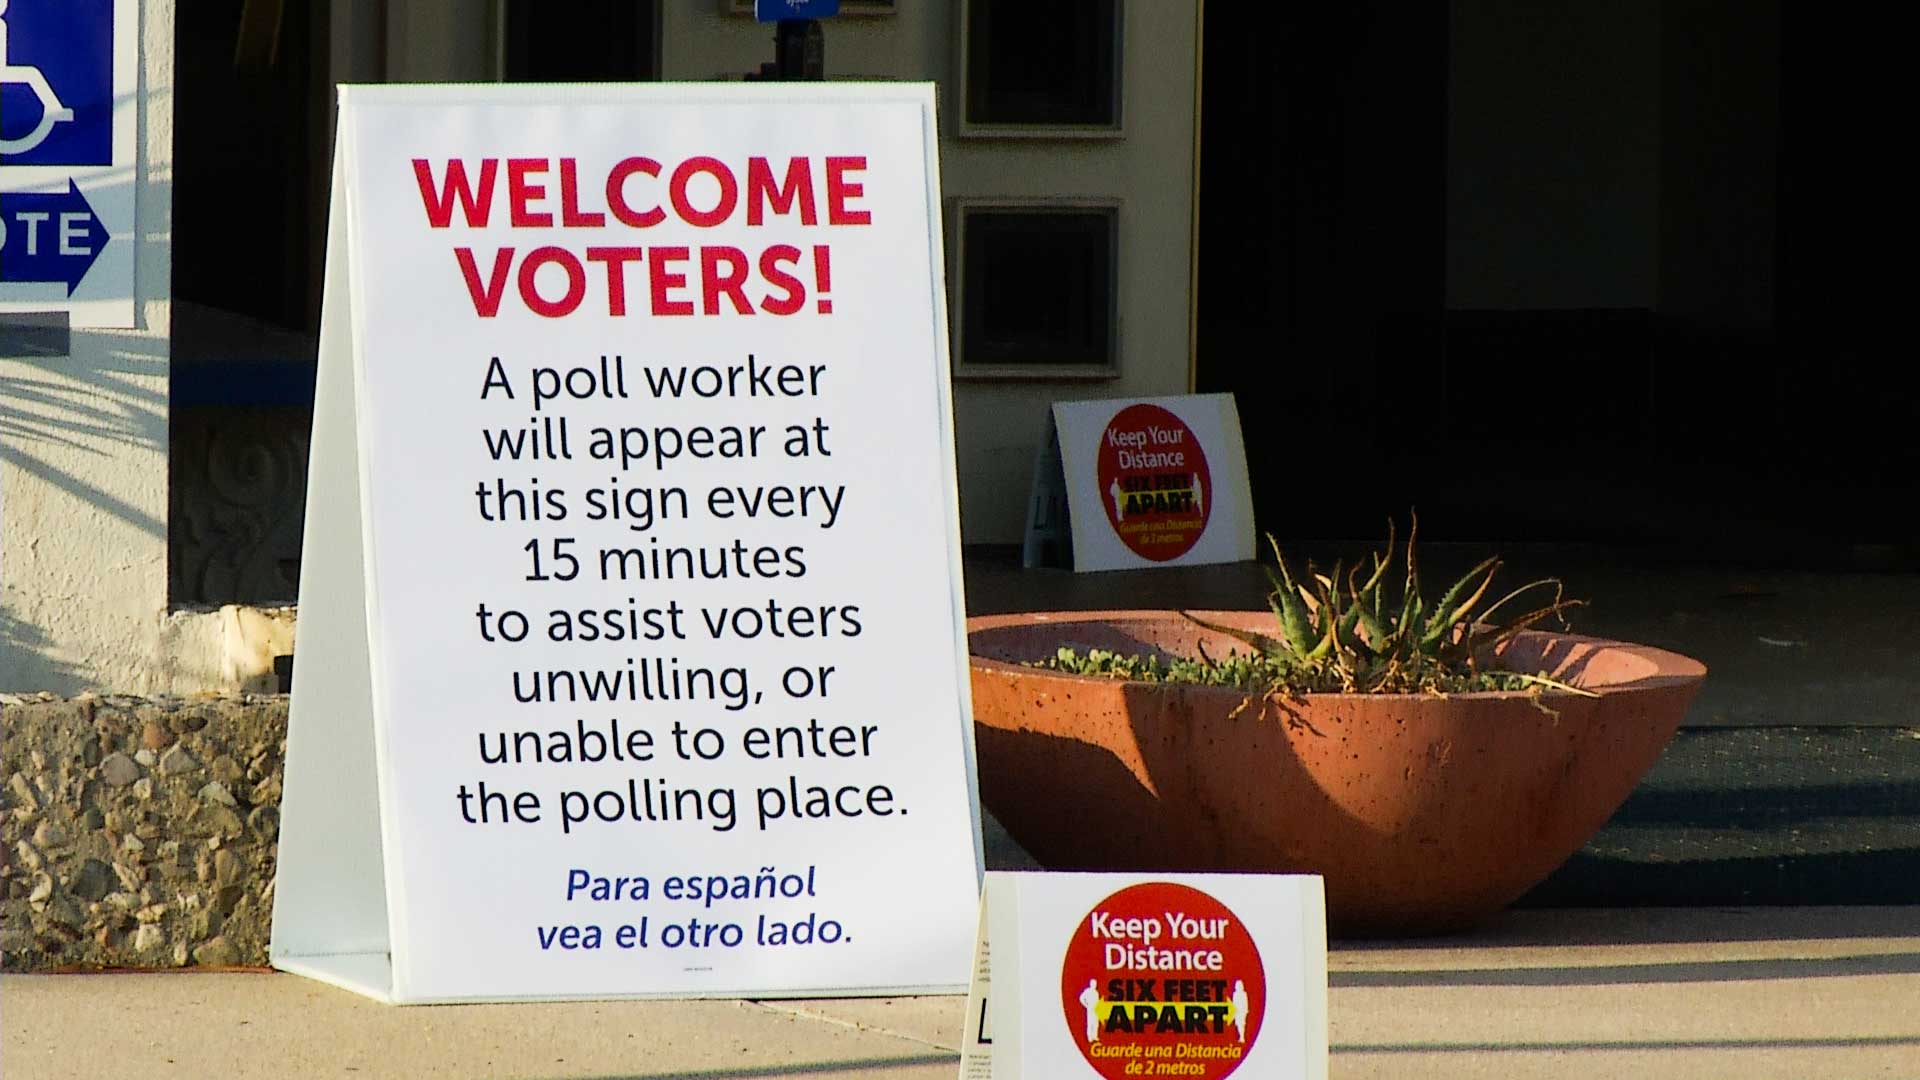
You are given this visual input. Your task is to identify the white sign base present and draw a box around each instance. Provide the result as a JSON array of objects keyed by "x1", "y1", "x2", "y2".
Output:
[{"x1": 271, "y1": 83, "x2": 983, "y2": 1004}]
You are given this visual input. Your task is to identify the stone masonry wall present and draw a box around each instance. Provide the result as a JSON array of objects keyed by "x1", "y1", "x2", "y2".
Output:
[
  {"x1": 1, "y1": 693, "x2": 286, "y2": 971},
  {"x1": 2, "y1": 692, "x2": 1035, "y2": 973}
]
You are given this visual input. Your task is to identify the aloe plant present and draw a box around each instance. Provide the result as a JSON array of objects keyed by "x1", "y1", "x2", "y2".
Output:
[{"x1": 1038, "y1": 518, "x2": 1593, "y2": 697}]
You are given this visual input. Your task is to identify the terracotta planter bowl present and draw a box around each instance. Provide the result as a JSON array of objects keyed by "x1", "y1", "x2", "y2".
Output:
[{"x1": 968, "y1": 610, "x2": 1706, "y2": 936}]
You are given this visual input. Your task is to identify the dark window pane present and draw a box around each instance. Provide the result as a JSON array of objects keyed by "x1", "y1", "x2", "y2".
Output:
[
  {"x1": 961, "y1": 208, "x2": 1115, "y2": 368},
  {"x1": 505, "y1": 1, "x2": 658, "y2": 82},
  {"x1": 965, "y1": 0, "x2": 1119, "y2": 127},
  {"x1": 173, "y1": 0, "x2": 321, "y2": 332}
]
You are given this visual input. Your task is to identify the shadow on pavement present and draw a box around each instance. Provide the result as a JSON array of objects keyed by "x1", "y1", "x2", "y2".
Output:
[
  {"x1": 1525, "y1": 848, "x2": 1920, "y2": 908},
  {"x1": 1520, "y1": 727, "x2": 1920, "y2": 909},
  {"x1": 1333, "y1": 951, "x2": 1920, "y2": 989},
  {"x1": 1334, "y1": 1035, "x2": 1920, "y2": 1056},
  {"x1": 560, "y1": 1054, "x2": 959, "y2": 1080}
]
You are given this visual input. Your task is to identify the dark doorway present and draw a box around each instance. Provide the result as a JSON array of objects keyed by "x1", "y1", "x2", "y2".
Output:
[
  {"x1": 172, "y1": 0, "x2": 327, "y2": 336},
  {"x1": 1196, "y1": 2, "x2": 1910, "y2": 567},
  {"x1": 1194, "y1": 2, "x2": 1449, "y2": 544},
  {"x1": 1770, "y1": 3, "x2": 1914, "y2": 549},
  {"x1": 504, "y1": 1, "x2": 659, "y2": 82},
  {"x1": 169, "y1": 1, "x2": 330, "y2": 608}
]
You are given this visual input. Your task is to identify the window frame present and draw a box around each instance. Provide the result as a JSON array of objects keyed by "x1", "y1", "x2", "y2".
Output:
[
  {"x1": 948, "y1": 196, "x2": 1123, "y2": 382},
  {"x1": 955, "y1": 0, "x2": 1125, "y2": 140}
]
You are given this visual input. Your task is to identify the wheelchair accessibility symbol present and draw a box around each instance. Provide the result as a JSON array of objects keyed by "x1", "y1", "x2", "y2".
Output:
[
  {"x1": 0, "y1": 0, "x2": 74, "y2": 156},
  {"x1": 0, "y1": 0, "x2": 113, "y2": 166}
]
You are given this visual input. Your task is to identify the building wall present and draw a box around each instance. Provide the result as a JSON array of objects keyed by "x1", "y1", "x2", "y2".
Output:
[
  {"x1": 661, "y1": 3, "x2": 1200, "y2": 543},
  {"x1": 2, "y1": 2, "x2": 1199, "y2": 693},
  {"x1": 0, "y1": 1, "x2": 200, "y2": 693}
]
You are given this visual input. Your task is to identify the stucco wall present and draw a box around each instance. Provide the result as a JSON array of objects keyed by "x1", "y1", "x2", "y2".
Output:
[
  {"x1": 661, "y1": 4, "x2": 1200, "y2": 543},
  {"x1": 1, "y1": 4, "x2": 1199, "y2": 694},
  {"x1": 1, "y1": 0, "x2": 190, "y2": 694}
]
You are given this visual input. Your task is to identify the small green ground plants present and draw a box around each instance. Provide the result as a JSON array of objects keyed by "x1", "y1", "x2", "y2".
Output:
[{"x1": 1035, "y1": 520, "x2": 1596, "y2": 701}]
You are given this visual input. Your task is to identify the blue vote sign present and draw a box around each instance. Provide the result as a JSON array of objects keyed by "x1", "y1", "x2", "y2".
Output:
[
  {"x1": 755, "y1": 0, "x2": 839, "y2": 22},
  {"x1": 0, "y1": 181, "x2": 109, "y2": 293}
]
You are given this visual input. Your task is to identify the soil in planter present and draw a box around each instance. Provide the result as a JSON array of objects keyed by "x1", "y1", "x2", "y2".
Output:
[{"x1": 1032, "y1": 642, "x2": 1579, "y2": 697}]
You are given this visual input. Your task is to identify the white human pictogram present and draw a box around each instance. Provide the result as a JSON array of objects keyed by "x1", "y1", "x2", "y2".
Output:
[
  {"x1": 1079, "y1": 977, "x2": 1101, "y2": 1042},
  {"x1": 1231, "y1": 978, "x2": 1249, "y2": 1042},
  {"x1": 0, "y1": 0, "x2": 77, "y2": 156}
]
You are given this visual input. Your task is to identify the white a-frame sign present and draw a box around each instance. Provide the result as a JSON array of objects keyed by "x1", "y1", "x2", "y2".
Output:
[{"x1": 271, "y1": 84, "x2": 984, "y2": 1003}]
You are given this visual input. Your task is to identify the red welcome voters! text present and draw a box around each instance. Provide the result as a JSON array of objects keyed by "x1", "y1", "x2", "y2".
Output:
[{"x1": 409, "y1": 155, "x2": 871, "y2": 319}]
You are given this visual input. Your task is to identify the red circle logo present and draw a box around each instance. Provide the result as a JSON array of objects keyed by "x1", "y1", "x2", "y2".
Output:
[
  {"x1": 1096, "y1": 404, "x2": 1212, "y2": 562},
  {"x1": 1060, "y1": 882, "x2": 1264, "y2": 1080}
]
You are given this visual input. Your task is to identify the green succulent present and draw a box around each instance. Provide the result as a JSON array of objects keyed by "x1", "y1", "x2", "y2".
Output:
[
  {"x1": 1036, "y1": 518, "x2": 1594, "y2": 698},
  {"x1": 1031, "y1": 646, "x2": 1289, "y2": 693}
]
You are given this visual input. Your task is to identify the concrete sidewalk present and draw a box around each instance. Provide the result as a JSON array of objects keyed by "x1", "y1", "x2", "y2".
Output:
[{"x1": 7, "y1": 906, "x2": 1918, "y2": 1079}]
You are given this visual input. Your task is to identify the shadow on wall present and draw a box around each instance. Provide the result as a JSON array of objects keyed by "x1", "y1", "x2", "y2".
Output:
[
  {"x1": 0, "y1": 602, "x2": 81, "y2": 689},
  {"x1": 2, "y1": 154, "x2": 172, "y2": 693},
  {"x1": 2, "y1": 153, "x2": 167, "y2": 527},
  {"x1": 0, "y1": 329, "x2": 169, "y2": 539}
]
